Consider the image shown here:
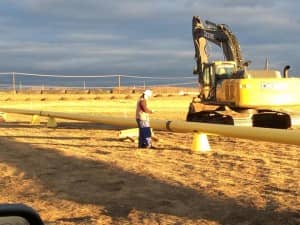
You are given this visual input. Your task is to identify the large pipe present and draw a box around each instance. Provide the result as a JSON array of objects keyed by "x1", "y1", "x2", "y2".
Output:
[{"x1": 1, "y1": 107, "x2": 300, "y2": 146}]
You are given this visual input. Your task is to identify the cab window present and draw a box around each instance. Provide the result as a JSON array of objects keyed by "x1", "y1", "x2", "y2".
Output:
[{"x1": 215, "y1": 64, "x2": 235, "y2": 78}]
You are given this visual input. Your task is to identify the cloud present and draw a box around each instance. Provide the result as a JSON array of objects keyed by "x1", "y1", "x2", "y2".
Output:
[
  {"x1": 0, "y1": 0, "x2": 299, "y2": 76},
  {"x1": 243, "y1": 43, "x2": 300, "y2": 75},
  {"x1": 0, "y1": 36, "x2": 193, "y2": 75},
  {"x1": 58, "y1": 33, "x2": 126, "y2": 42}
]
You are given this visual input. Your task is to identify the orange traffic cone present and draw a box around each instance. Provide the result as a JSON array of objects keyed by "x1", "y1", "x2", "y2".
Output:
[{"x1": 191, "y1": 132, "x2": 211, "y2": 153}]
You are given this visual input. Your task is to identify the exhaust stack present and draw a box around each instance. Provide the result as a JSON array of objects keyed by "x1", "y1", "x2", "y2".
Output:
[{"x1": 283, "y1": 65, "x2": 290, "y2": 78}]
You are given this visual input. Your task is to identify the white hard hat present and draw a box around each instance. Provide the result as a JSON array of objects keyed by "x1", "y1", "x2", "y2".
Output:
[{"x1": 143, "y1": 89, "x2": 152, "y2": 98}]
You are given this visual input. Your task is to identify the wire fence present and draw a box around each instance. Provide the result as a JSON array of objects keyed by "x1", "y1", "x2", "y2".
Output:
[{"x1": 0, "y1": 72, "x2": 198, "y2": 92}]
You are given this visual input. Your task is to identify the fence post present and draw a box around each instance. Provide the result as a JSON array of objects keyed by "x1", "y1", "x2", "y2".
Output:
[
  {"x1": 19, "y1": 81, "x2": 22, "y2": 91},
  {"x1": 12, "y1": 72, "x2": 16, "y2": 93},
  {"x1": 118, "y1": 75, "x2": 121, "y2": 94}
]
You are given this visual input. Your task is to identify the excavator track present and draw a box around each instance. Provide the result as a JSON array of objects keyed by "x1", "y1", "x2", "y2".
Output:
[
  {"x1": 186, "y1": 110, "x2": 234, "y2": 125},
  {"x1": 186, "y1": 103, "x2": 294, "y2": 129},
  {"x1": 252, "y1": 111, "x2": 291, "y2": 129}
]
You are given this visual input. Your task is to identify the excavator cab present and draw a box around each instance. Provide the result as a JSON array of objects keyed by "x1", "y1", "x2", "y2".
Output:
[{"x1": 200, "y1": 61, "x2": 237, "y2": 101}]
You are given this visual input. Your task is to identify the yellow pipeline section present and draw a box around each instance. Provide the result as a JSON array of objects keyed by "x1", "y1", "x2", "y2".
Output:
[{"x1": 1, "y1": 107, "x2": 300, "y2": 146}]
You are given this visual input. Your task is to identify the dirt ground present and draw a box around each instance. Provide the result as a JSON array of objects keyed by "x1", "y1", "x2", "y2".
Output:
[{"x1": 0, "y1": 93, "x2": 299, "y2": 225}]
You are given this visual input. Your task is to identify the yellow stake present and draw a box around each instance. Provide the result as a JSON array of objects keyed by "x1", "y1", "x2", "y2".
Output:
[
  {"x1": 31, "y1": 115, "x2": 40, "y2": 125},
  {"x1": 47, "y1": 117, "x2": 57, "y2": 128},
  {"x1": 0, "y1": 112, "x2": 7, "y2": 122}
]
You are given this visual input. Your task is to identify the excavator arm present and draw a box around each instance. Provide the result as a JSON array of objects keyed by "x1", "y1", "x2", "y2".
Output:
[{"x1": 192, "y1": 16, "x2": 244, "y2": 73}]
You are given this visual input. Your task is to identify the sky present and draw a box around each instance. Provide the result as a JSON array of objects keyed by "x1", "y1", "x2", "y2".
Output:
[{"x1": 0, "y1": 0, "x2": 300, "y2": 77}]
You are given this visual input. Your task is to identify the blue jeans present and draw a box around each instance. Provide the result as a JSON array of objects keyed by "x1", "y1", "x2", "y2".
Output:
[{"x1": 136, "y1": 119, "x2": 152, "y2": 148}]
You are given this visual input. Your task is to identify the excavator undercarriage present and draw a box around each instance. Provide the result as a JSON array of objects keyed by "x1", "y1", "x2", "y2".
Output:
[{"x1": 187, "y1": 98, "x2": 292, "y2": 129}]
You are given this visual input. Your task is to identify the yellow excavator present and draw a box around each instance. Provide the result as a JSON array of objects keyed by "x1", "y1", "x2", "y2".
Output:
[{"x1": 187, "y1": 16, "x2": 300, "y2": 129}]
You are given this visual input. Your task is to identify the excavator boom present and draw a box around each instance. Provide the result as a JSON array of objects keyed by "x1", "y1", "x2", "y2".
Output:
[{"x1": 192, "y1": 16, "x2": 244, "y2": 71}]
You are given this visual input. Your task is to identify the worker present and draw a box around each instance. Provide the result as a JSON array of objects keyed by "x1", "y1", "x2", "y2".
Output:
[{"x1": 136, "y1": 89, "x2": 154, "y2": 148}]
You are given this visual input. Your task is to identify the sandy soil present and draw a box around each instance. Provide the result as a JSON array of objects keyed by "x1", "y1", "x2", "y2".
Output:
[{"x1": 0, "y1": 93, "x2": 299, "y2": 225}]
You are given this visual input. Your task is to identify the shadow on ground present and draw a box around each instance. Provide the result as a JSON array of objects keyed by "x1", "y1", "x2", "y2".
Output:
[{"x1": 0, "y1": 135, "x2": 298, "y2": 225}]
